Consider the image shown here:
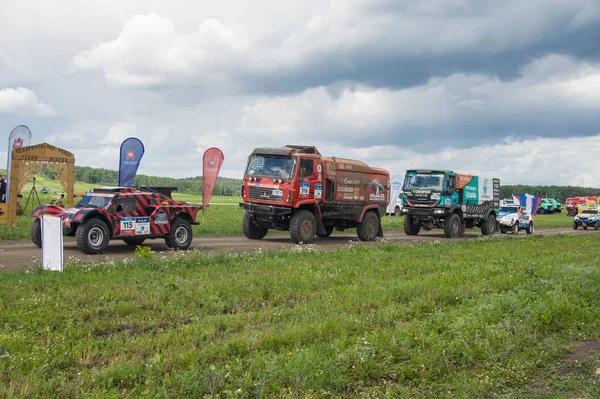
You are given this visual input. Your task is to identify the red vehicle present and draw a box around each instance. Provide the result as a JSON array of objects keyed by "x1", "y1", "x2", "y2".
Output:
[
  {"x1": 30, "y1": 186, "x2": 202, "y2": 254},
  {"x1": 240, "y1": 145, "x2": 390, "y2": 243},
  {"x1": 566, "y1": 196, "x2": 598, "y2": 216}
]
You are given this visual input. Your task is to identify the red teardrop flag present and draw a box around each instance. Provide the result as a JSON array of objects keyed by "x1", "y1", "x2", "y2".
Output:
[{"x1": 202, "y1": 147, "x2": 224, "y2": 213}]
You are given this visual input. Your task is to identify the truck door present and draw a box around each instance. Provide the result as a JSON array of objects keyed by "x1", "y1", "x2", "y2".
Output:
[{"x1": 298, "y1": 158, "x2": 322, "y2": 201}]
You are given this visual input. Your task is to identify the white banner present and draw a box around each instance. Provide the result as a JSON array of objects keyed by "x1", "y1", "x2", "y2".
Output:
[
  {"x1": 387, "y1": 174, "x2": 404, "y2": 214},
  {"x1": 42, "y1": 215, "x2": 63, "y2": 272}
]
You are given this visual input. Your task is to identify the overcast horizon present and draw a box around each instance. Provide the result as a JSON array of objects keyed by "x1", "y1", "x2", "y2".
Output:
[{"x1": 2, "y1": 0, "x2": 600, "y2": 186}]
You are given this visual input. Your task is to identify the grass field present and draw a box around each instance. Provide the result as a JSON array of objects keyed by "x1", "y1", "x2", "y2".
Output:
[
  {"x1": 1, "y1": 177, "x2": 575, "y2": 241},
  {"x1": 1, "y1": 235, "x2": 600, "y2": 397}
]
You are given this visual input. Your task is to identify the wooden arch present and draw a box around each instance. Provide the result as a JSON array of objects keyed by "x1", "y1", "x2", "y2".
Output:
[{"x1": 0, "y1": 143, "x2": 75, "y2": 227}]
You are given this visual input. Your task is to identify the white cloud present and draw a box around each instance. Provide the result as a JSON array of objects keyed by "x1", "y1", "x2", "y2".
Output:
[
  {"x1": 238, "y1": 54, "x2": 600, "y2": 146},
  {"x1": 66, "y1": 1, "x2": 600, "y2": 89},
  {"x1": 302, "y1": 134, "x2": 600, "y2": 187},
  {"x1": 0, "y1": 87, "x2": 56, "y2": 116}
]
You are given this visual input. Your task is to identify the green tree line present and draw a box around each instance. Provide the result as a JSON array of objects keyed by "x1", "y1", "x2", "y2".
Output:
[
  {"x1": 40, "y1": 166, "x2": 243, "y2": 196},
  {"x1": 501, "y1": 185, "x2": 600, "y2": 202},
  {"x1": 34, "y1": 166, "x2": 600, "y2": 201}
]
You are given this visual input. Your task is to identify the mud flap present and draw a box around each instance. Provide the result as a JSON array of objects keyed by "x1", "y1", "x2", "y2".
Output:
[{"x1": 313, "y1": 206, "x2": 326, "y2": 235}]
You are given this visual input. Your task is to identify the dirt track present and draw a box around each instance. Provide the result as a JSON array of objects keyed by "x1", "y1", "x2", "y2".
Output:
[{"x1": 0, "y1": 227, "x2": 590, "y2": 273}]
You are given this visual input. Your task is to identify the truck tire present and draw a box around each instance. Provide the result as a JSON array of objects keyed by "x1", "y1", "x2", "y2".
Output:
[
  {"x1": 443, "y1": 213, "x2": 461, "y2": 238},
  {"x1": 538, "y1": 208, "x2": 545, "y2": 215},
  {"x1": 165, "y1": 218, "x2": 193, "y2": 250},
  {"x1": 526, "y1": 222, "x2": 534, "y2": 235},
  {"x1": 357, "y1": 211, "x2": 379, "y2": 241},
  {"x1": 573, "y1": 222, "x2": 578, "y2": 230},
  {"x1": 290, "y1": 210, "x2": 316, "y2": 244},
  {"x1": 30, "y1": 218, "x2": 42, "y2": 248},
  {"x1": 316, "y1": 225, "x2": 334, "y2": 238},
  {"x1": 404, "y1": 216, "x2": 420, "y2": 236},
  {"x1": 242, "y1": 211, "x2": 268, "y2": 239},
  {"x1": 76, "y1": 217, "x2": 110, "y2": 254},
  {"x1": 595, "y1": 221, "x2": 600, "y2": 230},
  {"x1": 123, "y1": 238, "x2": 146, "y2": 246},
  {"x1": 480, "y1": 214, "x2": 496, "y2": 236},
  {"x1": 394, "y1": 207, "x2": 401, "y2": 217}
]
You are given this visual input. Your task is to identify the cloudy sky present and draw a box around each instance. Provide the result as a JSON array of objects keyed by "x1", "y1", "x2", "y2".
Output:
[{"x1": 2, "y1": 0, "x2": 600, "y2": 186}]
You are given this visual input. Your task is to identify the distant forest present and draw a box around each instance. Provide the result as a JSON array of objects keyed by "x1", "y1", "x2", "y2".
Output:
[
  {"x1": 65, "y1": 166, "x2": 241, "y2": 196},
  {"x1": 33, "y1": 166, "x2": 600, "y2": 200},
  {"x1": 500, "y1": 185, "x2": 600, "y2": 202}
]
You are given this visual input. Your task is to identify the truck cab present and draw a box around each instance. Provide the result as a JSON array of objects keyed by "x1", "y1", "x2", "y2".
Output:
[
  {"x1": 240, "y1": 145, "x2": 389, "y2": 244},
  {"x1": 401, "y1": 169, "x2": 500, "y2": 238}
]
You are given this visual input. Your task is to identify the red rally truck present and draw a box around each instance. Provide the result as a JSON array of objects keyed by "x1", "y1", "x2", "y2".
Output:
[{"x1": 239, "y1": 145, "x2": 390, "y2": 244}]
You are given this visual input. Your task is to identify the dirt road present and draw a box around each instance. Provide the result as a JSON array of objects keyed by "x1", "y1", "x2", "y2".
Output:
[{"x1": 0, "y1": 227, "x2": 587, "y2": 273}]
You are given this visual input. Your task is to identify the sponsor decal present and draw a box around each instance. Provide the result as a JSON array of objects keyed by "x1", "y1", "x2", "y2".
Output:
[
  {"x1": 272, "y1": 188, "x2": 283, "y2": 196},
  {"x1": 135, "y1": 217, "x2": 150, "y2": 235},
  {"x1": 359, "y1": 196, "x2": 364, "y2": 200},
  {"x1": 483, "y1": 179, "x2": 488, "y2": 195},
  {"x1": 300, "y1": 183, "x2": 310, "y2": 196},
  {"x1": 317, "y1": 164, "x2": 322, "y2": 173},
  {"x1": 318, "y1": 174, "x2": 322, "y2": 182},
  {"x1": 368, "y1": 179, "x2": 386, "y2": 201},
  {"x1": 338, "y1": 187, "x2": 354, "y2": 193},
  {"x1": 354, "y1": 187, "x2": 360, "y2": 200},
  {"x1": 155, "y1": 211, "x2": 169, "y2": 225},
  {"x1": 12, "y1": 138, "x2": 23, "y2": 149},
  {"x1": 315, "y1": 184, "x2": 323, "y2": 199},
  {"x1": 339, "y1": 177, "x2": 361, "y2": 185},
  {"x1": 343, "y1": 193, "x2": 354, "y2": 199},
  {"x1": 120, "y1": 217, "x2": 136, "y2": 236},
  {"x1": 125, "y1": 148, "x2": 136, "y2": 161}
]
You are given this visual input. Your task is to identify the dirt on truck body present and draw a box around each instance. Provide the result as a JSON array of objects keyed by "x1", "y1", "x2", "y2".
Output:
[{"x1": 240, "y1": 145, "x2": 390, "y2": 244}]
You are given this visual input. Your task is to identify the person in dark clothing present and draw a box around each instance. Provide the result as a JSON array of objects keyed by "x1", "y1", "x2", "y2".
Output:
[{"x1": 0, "y1": 175, "x2": 6, "y2": 202}]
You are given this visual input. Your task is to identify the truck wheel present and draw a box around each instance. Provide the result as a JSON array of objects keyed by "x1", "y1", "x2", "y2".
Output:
[
  {"x1": 595, "y1": 221, "x2": 600, "y2": 230},
  {"x1": 526, "y1": 222, "x2": 534, "y2": 235},
  {"x1": 512, "y1": 222, "x2": 519, "y2": 235},
  {"x1": 404, "y1": 216, "x2": 420, "y2": 236},
  {"x1": 539, "y1": 208, "x2": 545, "y2": 215},
  {"x1": 76, "y1": 217, "x2": 110, "y2": 254},
  {"x1": 123, "y1": 238, "x2": 146, "y2": 246},
  {"x1": 242, "y1": 211, "x2": 268, "y2": 239},
  {"x1": 289, "y1": 210, "x2": 316, "y2": 244},
  {"x1": 443, "y1": 213, "x2": 461, "y2": 238},
  {"x1": 316, "y1": 225, "x2": 334, "y2": 238},
  {"x1": 568, "y1": 210, "x2": 576, "y2": 216},
  {"x1": 573, "y1": 222, "x2": 578, "y2": 230},
  {"x1": 480, "y1": 215, "x2": 496, "y2": 236},
  {"x1": 165, "y1": 218, "x2": 193, "y2": 250},
  {"x1": 357, "y1": 211, "x2": 379, "y2": 241},
  {"x1": 394, "y1": 207, "x2": 401, "y2": 217},
  {"x1": 30, "y1": 218, "x2": 42, "y2": 248}
]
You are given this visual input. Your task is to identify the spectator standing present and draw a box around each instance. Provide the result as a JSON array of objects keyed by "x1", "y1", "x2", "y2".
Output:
[{"x1": 0, "y1": 174, "x2": 6, "y2": 202}]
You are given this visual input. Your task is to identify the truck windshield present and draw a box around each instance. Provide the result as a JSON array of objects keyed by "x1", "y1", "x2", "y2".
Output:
[
  {"x1": 245, "y1": 155, "x2": 295, "y2": 179},
  {"x1": 403, "y1": 174, "x2": 444, "y2": 191}
]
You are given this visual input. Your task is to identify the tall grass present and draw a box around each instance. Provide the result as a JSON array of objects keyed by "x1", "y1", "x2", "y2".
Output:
[{"x1": 1, "y1": 235, "x2": 600, "y2": 397}]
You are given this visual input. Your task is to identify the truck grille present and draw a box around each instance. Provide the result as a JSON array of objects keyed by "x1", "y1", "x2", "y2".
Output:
[
  {"x1": 408, "y1": 199, "x2": 437, "y2": 207},
  {"x1": 249, "y1": 186, "x2": 283, "y2": 202}
]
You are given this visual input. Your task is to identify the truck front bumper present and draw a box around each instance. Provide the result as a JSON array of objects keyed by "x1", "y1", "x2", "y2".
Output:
[
  {"x1": 401, "y1": 208, "x2": 447, "y2": 217},
  {"x1": 239, "y1": 203, "x2": 292, "y2": 216}
]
